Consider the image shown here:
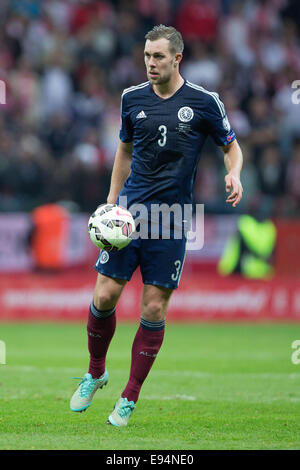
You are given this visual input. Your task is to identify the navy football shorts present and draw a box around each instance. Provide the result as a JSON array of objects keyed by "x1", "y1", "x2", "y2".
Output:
[{"x1": 94, "y1": 236, "x2": 187, "y2": 290}]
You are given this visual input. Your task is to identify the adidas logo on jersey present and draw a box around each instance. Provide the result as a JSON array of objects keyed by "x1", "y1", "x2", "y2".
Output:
[{"x1": 136, "y1": 110, "x2": 147, "y2": 119}]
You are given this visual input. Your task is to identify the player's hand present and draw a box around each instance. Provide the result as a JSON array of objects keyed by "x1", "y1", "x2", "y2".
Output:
[
  {"x1": 107, "y1": 194, "x2": 117, "y2": 205},
  {"x1": 225, "y1": 173, "x2": 243, "y2": 207}
]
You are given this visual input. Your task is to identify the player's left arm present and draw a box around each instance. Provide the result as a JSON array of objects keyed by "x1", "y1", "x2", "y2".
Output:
[{"x1": 222, "y1": 139, "x2": 243, "y2": 208}]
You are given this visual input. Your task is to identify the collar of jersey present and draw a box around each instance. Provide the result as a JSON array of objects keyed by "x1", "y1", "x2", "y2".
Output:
[{"x1": 150, "y1": 78, "x2": 186, "y2": 102}]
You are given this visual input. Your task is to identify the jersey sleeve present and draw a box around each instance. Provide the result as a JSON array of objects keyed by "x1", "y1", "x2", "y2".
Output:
[
  {"x1": 119, "y1": 92, "x2": 133, "y2": 143},
  {"x1": 204, "y1": 93, "x2": 236, "y2": 146}
]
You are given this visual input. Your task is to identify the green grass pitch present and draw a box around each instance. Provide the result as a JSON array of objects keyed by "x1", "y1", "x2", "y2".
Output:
[{"x1": 0, "y1": 322, "x2": 300, "y2": 450}]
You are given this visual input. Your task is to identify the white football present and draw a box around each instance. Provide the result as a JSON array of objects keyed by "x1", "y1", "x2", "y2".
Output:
[{"x1": 88, "y1": 203, "x2": 135, "y2": 251}]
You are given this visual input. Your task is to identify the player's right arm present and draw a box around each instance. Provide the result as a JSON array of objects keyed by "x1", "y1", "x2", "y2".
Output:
[{"x1": 107, "y1": 140, "x2": 133, "y2": 204}]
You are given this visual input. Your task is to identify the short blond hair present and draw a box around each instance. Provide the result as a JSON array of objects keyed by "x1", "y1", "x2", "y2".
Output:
[{"x1": 145, "y1": 25, "x2": 184, "y2": 55}]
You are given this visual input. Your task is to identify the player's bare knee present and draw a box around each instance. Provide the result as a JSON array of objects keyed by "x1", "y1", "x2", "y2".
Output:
[
  {"x1": 142, "y1": 300, "x2": 165, "y2": 322},
  {"x1": 93, "y1": 274, "x2": 125, "y2": 310},
  {"x1": 93, "y1": 291, "x2": 116, "y2": 310},
  {"x1": 93, "y1": 286, "x2": 118, "y2": 310}
]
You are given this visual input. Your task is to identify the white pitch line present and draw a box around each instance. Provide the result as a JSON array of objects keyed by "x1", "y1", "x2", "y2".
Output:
[{"x1": 144, "y1": 394, "x2": 196, "y2": 401}]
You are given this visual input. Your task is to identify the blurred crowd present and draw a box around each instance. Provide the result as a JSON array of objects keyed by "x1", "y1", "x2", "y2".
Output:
[{"x1": 0, "y1": 0, "x2": 300, "y2": 217}]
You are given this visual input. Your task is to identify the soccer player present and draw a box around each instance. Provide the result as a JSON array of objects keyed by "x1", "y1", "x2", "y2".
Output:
[{"x1": 70, "y1": 25, "x2": 243, "y2": 426}]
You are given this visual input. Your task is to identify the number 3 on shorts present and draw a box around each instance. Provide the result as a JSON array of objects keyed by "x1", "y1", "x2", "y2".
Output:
[{"x1": 171, "y1": 260, "x2": 182, "y2": 281}]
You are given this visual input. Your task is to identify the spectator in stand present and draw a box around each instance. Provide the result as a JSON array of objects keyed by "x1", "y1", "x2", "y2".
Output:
[
  {"x1": 182, "y1": 42, "x2": 222, "y2": 90},
  {"x1": 222, "y1": 90, "x2": 251, "y2": 139},
  {"x1": 136, "y1": 0, "x2": 174, "y2": 28},
  {"x1": 257, "y1": 144, "x2": 285, "y2": 217},
  {"x1": 44, "y1": 0, "x2": 72, "y2": 33},
  {"x1": 282, "y1": 20, "x2": 300, "y2": 72},
  {"x1": 246, "y1": 0, "x2": 282, "y2": 36},
  {"x1": 70, "y1": 0, "x2": 114, "y2": 35},
  {"x1": 0, "y1": 130, "x2": 21, "y2": 211},
  {"x1": 41, "y1": 112, "x2": 73, "y2": 160},
  {"x1": 110, "y1": 42, "x2": 146, "y2": 90},
  {"x1": 247, "y1": 96, "x2": 278, "y2": 165},
  {"x1": 221, "y1": 0, "x2": 255, "y2": 68},
  {"x1": 256, "y1": 30, "x2": 288, "y2": 75},
  {"x1": 90, "y1": 16, "x2": 117, "y2": 67},
  {"x1": 41, "y1": 48, "x2": 73, "y2": 118},
  {"x1": 280, "y1": 0, "x2": 300, "y2": 35},
  {"x1": 176, "y1": 0, "x2": 219, "y2": 44},
  {"x1": 193, "y1": 153, "x2": 224, "y2": 214},
  {"x1": 69, "y1": 152, "x2": 111, "y2": 213},
  {"x1": 116, "y1": 11, "x2": 143, "y2": 57},
  {"x1": 16, "y1": 134, "x2": 47, "y2": 209},
  {"x1": 74, "y1": 21, "x2": 102, "y2": 70},
  {"x1": 285, "y1": 140, "x2": 300, "y2": 216},
  {"x1": 9, "y1": 56, "x2": 41, "y2": 126},
  {"x1": 73, "y1": 127, "x2": 104, "y2": 170},
  {"x1": 72, "y1": 67, "x2": 106, "y2": 136},
  {"x1": 100, "y1": 93, "x2": 125, "y2": 168},
  {"x1": 3, "y1": 12, "x2": 25, "y2": 64},
  {"x1": 11, "y1": 0, "x2": 42, "y2": 19}
]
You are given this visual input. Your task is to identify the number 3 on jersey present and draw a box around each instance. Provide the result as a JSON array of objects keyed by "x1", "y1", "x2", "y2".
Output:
[{"x1": 158, "y1": 125, "x2": 167, "y2": 147}]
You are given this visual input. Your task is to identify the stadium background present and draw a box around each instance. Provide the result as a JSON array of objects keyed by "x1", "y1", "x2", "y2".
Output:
[{"x1": 0, "y1": 0, "x2": 299, "y2": 322}]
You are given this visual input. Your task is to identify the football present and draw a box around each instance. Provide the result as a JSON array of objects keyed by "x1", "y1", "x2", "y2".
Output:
[{"x1": 88, "y1": 203, "x2": 135, "y2": 251}]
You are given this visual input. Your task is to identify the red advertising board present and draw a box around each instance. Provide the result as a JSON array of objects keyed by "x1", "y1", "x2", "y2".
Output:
[
  {"x1": 0, "y1": 214, "x2": 299, "y2": 322},
  {"x1": 274, "y1": 220, "x2": 300, "y2": 278},
  {"x1": 0, "y1": 268, "x2": 299, "y2": 322}
]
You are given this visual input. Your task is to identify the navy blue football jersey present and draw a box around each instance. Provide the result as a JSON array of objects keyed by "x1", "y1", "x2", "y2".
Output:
[{"x1": 118, "y1": 79, "x2": 236, "y2": 209}]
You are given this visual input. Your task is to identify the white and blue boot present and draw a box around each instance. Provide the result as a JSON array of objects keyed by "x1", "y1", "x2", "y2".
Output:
[
  {"x1": 107, "y1": 397, "x2": 135, "y2": 427},
  {"x1": 70, "y1": 371, "x2": 108, "y2": 412}
]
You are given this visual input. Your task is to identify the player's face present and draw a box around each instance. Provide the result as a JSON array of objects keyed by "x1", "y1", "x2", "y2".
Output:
[{"x1": 144, "y1": 39, "x2": 180, "y2": 85}]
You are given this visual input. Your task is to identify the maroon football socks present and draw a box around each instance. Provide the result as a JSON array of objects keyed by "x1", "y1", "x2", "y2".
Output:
[
  {"x1": 121, "y1": 318, "x2": 165, "y2": 403},
  {"x1": 87, "y1": 303, "x2": 116, "y2": 379},
  {"x1": 87, "y1": 305, "x2": 165, "y2": 402}
]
